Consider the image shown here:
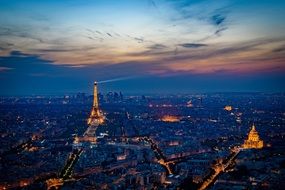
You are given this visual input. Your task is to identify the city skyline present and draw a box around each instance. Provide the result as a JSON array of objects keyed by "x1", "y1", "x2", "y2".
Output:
[
  {"x1": 0, "y1": 0, "x2": 285, "y2": 94},
  {"x1": 1, "y1": 2, "x2": 284, "y2": 188}
]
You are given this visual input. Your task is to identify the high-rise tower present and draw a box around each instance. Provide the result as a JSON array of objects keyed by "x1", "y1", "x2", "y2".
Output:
[
  {"x1": 87, "y1": 81, "x2": 104, "y2": 126},
  {"x1": 93, "y1": 81, "x2": 99, "y2": 108}
]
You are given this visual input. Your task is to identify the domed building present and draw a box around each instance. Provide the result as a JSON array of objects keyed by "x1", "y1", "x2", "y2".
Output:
[{"x1": 242, "y1": 124, "x2": 264, "y2": 149}]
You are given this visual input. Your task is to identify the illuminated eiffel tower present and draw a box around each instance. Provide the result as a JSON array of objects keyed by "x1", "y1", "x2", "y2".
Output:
[
  {"x1": 87, "y1": 81, "x2": 104, "y2": 126},
  {"x1": 74, "y1": 82, "x2": 104, "y2": 144}
]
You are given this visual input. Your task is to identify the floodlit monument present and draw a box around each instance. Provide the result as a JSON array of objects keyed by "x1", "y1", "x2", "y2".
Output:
[
  {"x1": 243, "y1": 124, "x2": 264, "y2": 149},
  {"x1": 75, "y1": 82, "x2": 104, "y2": 144},
  {"x1": 87, "y1": 81, "x2": 104, "y2": 126}
]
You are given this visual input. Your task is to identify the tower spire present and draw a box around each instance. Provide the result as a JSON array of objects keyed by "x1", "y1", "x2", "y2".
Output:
[
  {"x1": 93, "y1": 81, "x2": 99, "y2": 108},
  {"x1": 252, "y1": 123, "x2": 255, "y2": 131},
  {"x1": 87, "y1": 81, "x2": 104, "y2": 126}
]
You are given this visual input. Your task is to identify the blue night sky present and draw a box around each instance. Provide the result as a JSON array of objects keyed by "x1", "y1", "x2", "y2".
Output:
[{"x1": 0, "y1": 0, "x2": 285, "y2": 95}]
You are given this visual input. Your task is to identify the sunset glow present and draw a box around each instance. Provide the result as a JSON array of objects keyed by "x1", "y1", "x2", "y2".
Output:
[{"x1": 0, "y1": 0, "x2": 284, "y2": 94}]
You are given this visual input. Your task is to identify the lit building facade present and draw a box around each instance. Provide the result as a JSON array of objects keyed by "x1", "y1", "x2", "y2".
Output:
[
  {"x1": 224, "y1": 105, "x2": 232, "y2": 111},
  {"x1": 161, "y1": 115, "x2": 180, "y2": 122},
  {"x1": 243, "y1": 124, "x2": 263, "y2": 149}
]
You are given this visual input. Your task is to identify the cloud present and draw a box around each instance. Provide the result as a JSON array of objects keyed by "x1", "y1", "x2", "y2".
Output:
[
  {"x1": 29, "y1": 14, "x2": 50, "y2": 22},
  {"x1": 197, "y1": 27, "x2": 228, "y2": 42},
  {"x1": 0, "y1": 0, "x2": 284, "y2": 78},
  {"x1": 214, "y1": 27, "x2": 227, "y2": 36},
  {"x1": 0, "y1": 66, "x2": 13, "y2": 72},
  {"x1": 272, "y1": 44, "x2": 285, "y2": 53},
  {"x1": 0, "y1": 26, "x2": 44, "y2": 43},
  {"x1": 179, "y1": 43, "x2": 207, "y2": 48},
  {"x1": 33, "y1": 46, "x2": 98, "y2": 53},
  {"x1": 0, "y1": 51, "x2": 156, "y2": 79},
  {"x1": 106, "y1": 33, "x2": 112, "y2": 37},
  {"x1": 85, "y1": 28, "x2": 96, "y2": 34},
  {"x1": 133, "y1": 37, "x2": 144, "y2": 43},
  {"x1": 9, "y1": 51, "x2": 31, "y2": 57},
  {"x1": 1, "y1": 47, "x2": 285, "y2": 95},
  {"x1": 148, "y1": 0, "x2": 159, "y2": 10},
  {"x1": 211, "y1": 14, "x2": 226, "y2": 26},
  {"x1": 172, "y1": 38, "x2": 285, "y2": 61},
  {"x1": 148, "y1": 44, "x2": 167, "y2": 50},
  {"x1": 121, "y1": 37, "x2": 285, "y2": 75}
]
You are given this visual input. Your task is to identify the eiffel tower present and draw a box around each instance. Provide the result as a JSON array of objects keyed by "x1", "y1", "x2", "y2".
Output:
[{"x1": 87, "y1": 81, "x2": 104, "y2": 126}]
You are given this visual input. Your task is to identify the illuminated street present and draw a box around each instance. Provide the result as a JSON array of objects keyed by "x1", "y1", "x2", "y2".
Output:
[{"x1": 198, "y1": 148, "x2": 240, "y2": 190}]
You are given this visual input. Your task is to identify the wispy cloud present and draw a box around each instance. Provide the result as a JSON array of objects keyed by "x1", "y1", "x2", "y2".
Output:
[
  {"x1": 0, "y1": 66, "x2": 13, "y2": 72},
  {"x1": 272, "y1": 44, "x2": 285, "y2": 53},
  {"x1": 148, "y1": 44, "x2": 167, "y2": 50},
  {"x1": 179, "y1": 43, "x2": 207, "y2": 48},
  {"x1": 0, "y1": 0, "x2": 284, "y2": 77},
  {"x1": 211, "y1": 14, "x2": 226, "y2": 26}
]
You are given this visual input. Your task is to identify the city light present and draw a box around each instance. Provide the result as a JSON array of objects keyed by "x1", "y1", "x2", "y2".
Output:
[{"x1": 0, "y1": 0, "x2": 284, "y2": 189}]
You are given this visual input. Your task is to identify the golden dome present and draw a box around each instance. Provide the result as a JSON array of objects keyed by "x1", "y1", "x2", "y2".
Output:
[{"x1": 243, "y1": 124, "x2": 263, "y2": 149}]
